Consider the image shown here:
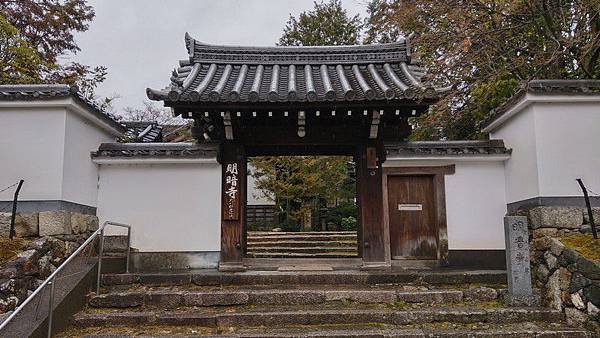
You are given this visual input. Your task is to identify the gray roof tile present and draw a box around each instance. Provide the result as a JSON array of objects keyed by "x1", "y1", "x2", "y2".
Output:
[
  {"x1": 0, "y1": 84, "x2": 126, "y2": 133},
  {"x1": 92, "y1": 142, "x2": 217, "y2": 159},
  {"x1": 147, "y1": 34, "x2": 441, "y2": 104},
  {"x1": 122, "y1": 121, "x2": 163, "y2": 143},
  {"x1": 385, "y1": 140, "x2": 511, "y2": 158},
  {"x1": 483, "y1": 80, "x2": 600, "y2": 129}
]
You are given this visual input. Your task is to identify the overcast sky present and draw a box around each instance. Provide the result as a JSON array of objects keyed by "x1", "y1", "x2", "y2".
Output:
[{"x1": 70, "y1": 0, "x2": 367, "y2": 114}]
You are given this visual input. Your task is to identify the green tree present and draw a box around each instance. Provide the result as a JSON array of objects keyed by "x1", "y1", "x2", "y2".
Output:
[
  {"x1": 0, "y1": 0, "x2": 95, "y2": 64},
  {"x1": 0, "y1": 15, "x2": 43, "y2": 84},
  {"x1": 249, "y1": 156, "x2": 354, "y2": 229},
  {"x1": 0, "y1": 0, "x2": 107, "y2": 103},
  {"x1": 365, "y1": 0, "x2": 600, "y2": 140},
  {"x1": 250, "y1": 0, "x2": 362, "y2": 230},
  {"x1": 279, "y1": 0, "x2": 363, "y2": 46}
]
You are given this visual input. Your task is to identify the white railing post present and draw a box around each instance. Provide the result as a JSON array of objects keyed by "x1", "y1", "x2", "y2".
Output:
[
  {"x1": 0, "y1": 221, "x2": 132, "y2": 337},
  {"x1": 126, "y1": 226, "x2": 131, "y2": 273},
  {"x1": 46, "y1": 277, "x2": 55, "y2": 338},
  {"x1": 96, "y1": 227, "x2": 105, "y2": 295}
]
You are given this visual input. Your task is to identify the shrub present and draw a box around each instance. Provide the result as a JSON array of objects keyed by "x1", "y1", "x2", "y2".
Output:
[
  {"x1": 322, "y1": 202, "x2": 357, "y2": 229},
  {"x1": 340, "y1": 216, "x2": 357, "y2": 231}
]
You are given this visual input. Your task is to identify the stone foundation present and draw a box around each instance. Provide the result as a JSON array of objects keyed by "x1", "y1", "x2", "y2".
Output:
[
  {"x1": 0, "y1": 210, "x2": 98, "y2": 238},
  {"x1": 0, "y1": 233, "x2": 94, "y2": 313},
  {"x1": 520, "y1": 206, "x2": 600, "y2": 332}
]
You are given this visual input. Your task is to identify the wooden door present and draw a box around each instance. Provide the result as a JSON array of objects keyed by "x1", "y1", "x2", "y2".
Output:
[{"x1": 387, "y1": 175, "x2": 437, "y2": 259}]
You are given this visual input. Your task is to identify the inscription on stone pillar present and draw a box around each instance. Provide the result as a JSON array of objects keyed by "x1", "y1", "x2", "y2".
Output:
[{"x1": 504, "y1": 216, "x2": 540, "y2": 306}]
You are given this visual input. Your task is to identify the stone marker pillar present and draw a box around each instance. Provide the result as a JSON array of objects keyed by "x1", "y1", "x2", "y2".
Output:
[{"x1": 504, "y1": 216, "x2": 540, "y2": 306}]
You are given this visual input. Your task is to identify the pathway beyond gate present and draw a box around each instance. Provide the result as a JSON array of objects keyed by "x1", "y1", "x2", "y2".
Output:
[{"x1": 246, "y1": 231, "x2": 358, "y2": 258}]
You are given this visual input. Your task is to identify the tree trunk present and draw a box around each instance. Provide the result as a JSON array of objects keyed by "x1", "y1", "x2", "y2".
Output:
[{"x1": 301, "y1": 203, "x2": 312, "y2": 231}]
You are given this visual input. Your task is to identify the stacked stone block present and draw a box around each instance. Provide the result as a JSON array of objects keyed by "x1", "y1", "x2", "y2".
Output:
[
  {"x1": 0, "y1": 235, "x2": 93, "y2": 313},
  {"x1": 0, "y1": 210, "x2": 98, "y2": 238},
  {"x1": 523, "y1": 206, "x2": 600, "y2": 332},
  {"x1": 0, "y1": 210, "x2": 99, "y2": 315}
]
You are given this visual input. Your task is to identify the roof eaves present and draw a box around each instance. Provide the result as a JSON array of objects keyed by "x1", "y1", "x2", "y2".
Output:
[
  {"x1": 482, "y1": 79, "x2": 600, "y2": 132},
  {"x1": 385, "y1": 140, "x2": 512, "y2": 160},
  {"x1": 91, "y1": 142, "x2": 218, "y2": 160},
  {"x1": 0, "y1": 84, "x2": 126, "y2": 135}
]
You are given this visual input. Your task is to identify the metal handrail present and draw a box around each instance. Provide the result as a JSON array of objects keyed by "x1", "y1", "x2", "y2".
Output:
[{"x1": 0, "y1": 221, "x2": 132, "y2": 337}]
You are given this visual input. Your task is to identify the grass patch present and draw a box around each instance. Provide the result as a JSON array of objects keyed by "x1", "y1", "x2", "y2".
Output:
[
  {"x1": 560, "y1": 233, "x2": 600, "y2": 263},
  {"x1": 0, "y1": 235, "x2": 27, "y2": 267}
]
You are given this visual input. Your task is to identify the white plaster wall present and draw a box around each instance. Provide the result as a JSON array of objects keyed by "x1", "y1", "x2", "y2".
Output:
[
  {"x1": 246, "y1": 163, "x2": 274, "y2": 205},
  {"x1": 489, "y1": 105, "x2": 539, "y2": 204},
  {"x1": 62, "y1": 110, "x2": 115, "y2": 207},
  {"x1": 445, "y1": 162, "x2": 507, "y2": 249},
  {"x1": 384, "y1": 160, "x2": 507, "y2": 250},
  {"x1": 533, "y1": 102, "x2": 600, "y2": 197},
  {"x1": 490, "y1": 99, "x2": 600, "y2": 203},
  {"x1": 97, "y1": 162, "x2": 221, "y2": 252},
  {"x1": 0, "y1": 107, "x2": 66, "y2": 201}
]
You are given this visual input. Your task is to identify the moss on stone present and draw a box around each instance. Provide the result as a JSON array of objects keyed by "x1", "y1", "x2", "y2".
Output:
[
  {"x1": 57, "y1": 324, "x2": 216, "y2": 337},
  {"x1": 0, "y1": 235, "x2": 27, "y2": 267},
  {"x1": 561, "y1": 233, "x2": 600, "y2": 263}
]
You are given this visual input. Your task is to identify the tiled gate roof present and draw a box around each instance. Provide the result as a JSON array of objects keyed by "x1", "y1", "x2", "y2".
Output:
[{"x1": 147, "y1": 33, "x2": 443, "y2": 104}]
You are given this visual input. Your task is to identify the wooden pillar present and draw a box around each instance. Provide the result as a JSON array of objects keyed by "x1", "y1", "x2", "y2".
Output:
[
  {"x1": 356, "y1": 143, "x2": 388, "y2": 269},
  {"x1": 218, "y1": 142, "x2": 247, "y2": 271}
]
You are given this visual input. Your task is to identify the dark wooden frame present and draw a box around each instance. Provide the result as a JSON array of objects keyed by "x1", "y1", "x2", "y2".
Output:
[
  {"x1": 218, "y1": 142, "x2": 248, "y2": 271},
  {"x1": 382, "y1": 165, "x2": 454, "y2": 265},
  {"x1": 215, "y1": 107, "x2": 429, "y2": 271}
]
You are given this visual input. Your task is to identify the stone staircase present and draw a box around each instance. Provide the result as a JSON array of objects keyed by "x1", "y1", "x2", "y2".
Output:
[
  {"x1": 59, "y1": 270, "x2": 593, "y2": 337},
  {"x1": 246, "y1": 231, "x2": 358, "y2": 258}
]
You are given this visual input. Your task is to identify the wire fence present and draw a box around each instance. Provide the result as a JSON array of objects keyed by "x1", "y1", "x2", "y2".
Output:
[
  {"x1": 586, "y1": 187, "x2": 600, "y2": 197},
  {"x1": 0, "y1": 181, "x2": 20, "y2": 195},
  {"x1": 0, "y1": 180, "x2": 24, "y2": 238}
]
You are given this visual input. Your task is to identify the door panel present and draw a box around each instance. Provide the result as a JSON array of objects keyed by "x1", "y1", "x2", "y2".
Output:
[{"x1": 388, "y1": 175, "x2": 437, "y2": 259}]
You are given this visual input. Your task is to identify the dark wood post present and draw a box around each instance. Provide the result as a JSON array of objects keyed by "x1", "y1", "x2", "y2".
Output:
[
  {"x1": 9, "y1": 180, "x2": 24, "y2": 240},
  {"x1": 577, "y1": 178, "x2": 598, "y2": 239},
  {"x1": 356, "y1": 143, "x2": 387, "y2": 268},
  {"x1": 219, "y1": 142, "x2": 247, "y2": 271}
]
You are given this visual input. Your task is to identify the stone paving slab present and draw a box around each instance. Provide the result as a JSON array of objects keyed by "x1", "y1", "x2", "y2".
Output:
[
  {"x1": 61, "y1": 322, "x2": 593, "y2": 338},
  {"x1": 246, "y1": 252, "x2": 359, "y2": 258},
  {"x1": 75, "y1": 329, "x2": 593, "y2": 338},
  {"x1": 246, "y1": 240, "x2": 357, "y2": 247},
  {"x1": 89, "y1": 288, "x2": 465, "y2": 308},
  {"x1": 100, "y1": 270, "x2": 508, "y2": 287},
  {"x1": 73, "y1": 308, "x2": 563, "y2": 328}
]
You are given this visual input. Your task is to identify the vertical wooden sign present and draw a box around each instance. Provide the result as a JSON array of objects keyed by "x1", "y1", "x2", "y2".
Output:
[{"x1": 223, "y1": 162, "x2": 240, "y2": 220}]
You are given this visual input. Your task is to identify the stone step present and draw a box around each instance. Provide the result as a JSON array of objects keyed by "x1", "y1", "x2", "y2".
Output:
[
  {"x1": 89, "y1": 288, "x2": 466, "y2": 309},
  {"x1": 61, "y1": 323, "x2": 594, "y2": 338},
  {"x1": 212, "y1": 326, "x2": 593, "y2": 338},
  {"x1": 72, "y1": 308, "x2": 563, "y2": 329},
  {"x1": 102, "y1": 235, "x2": 129, "y2": 253},
  {"x1": 246, "y1": 240, "x2": 357, "y2": 248},
  {"x1": 247, "y1": 237, "x2": 357, "y2": 244},
  {"x1": 246, "y1": 252, "x2": 358, "y2": 258},
  {"x1": 247, "y1": 246, "x2": 356, "y2": 253},
  {"x1": 100, "y1": 270, "x2": 508, "y2": 287},
  {"x1": 247, "y1": 234, "x2": 357, "y2": 241},
  {"x1": 247, "y1": 231, "x2": 357, "y2": 236}
]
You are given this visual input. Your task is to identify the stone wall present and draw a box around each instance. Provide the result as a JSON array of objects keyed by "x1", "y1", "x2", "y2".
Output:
[
  {"x1": 0, "y1": 211, "x2": 99, "y2": 314},
  {"x1": 523, "y1": 206, "x2": 600, "y2": 332},
  {"x1": 0, "y1": 210, "x2": 98, "y2": 237}
]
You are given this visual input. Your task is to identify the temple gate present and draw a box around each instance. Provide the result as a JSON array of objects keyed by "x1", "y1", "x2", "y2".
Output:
[{"x1": 148, "y1": 33, "x2": 441, "y2": 271}]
